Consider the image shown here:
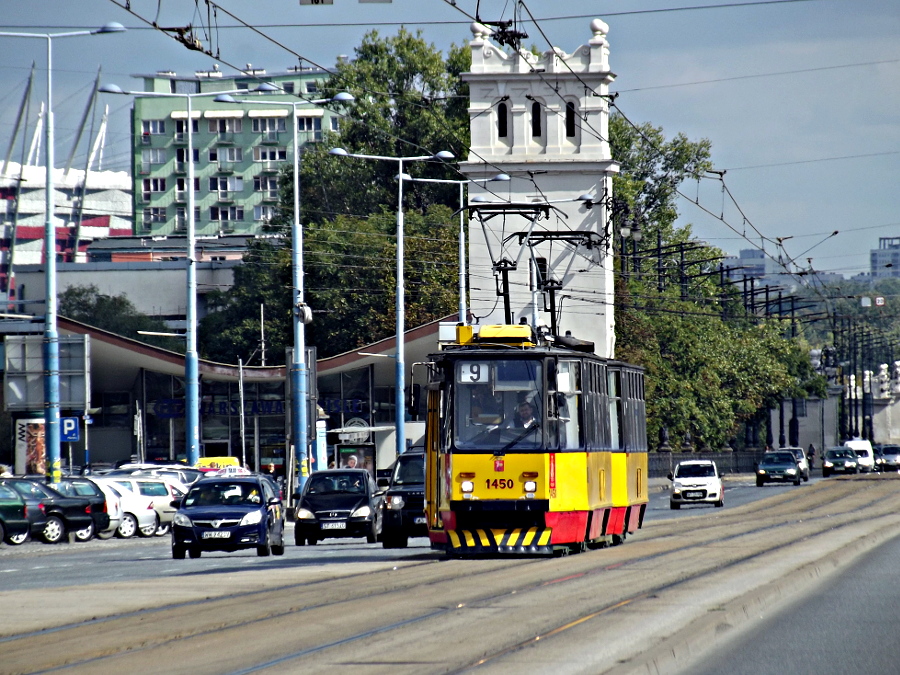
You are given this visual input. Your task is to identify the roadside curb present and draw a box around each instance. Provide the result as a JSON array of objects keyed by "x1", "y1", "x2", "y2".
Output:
[{"x1": 615, "y1": 516, "x2": 900, "y2": 675}]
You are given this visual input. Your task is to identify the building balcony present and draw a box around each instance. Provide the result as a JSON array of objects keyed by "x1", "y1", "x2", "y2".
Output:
[
  {"x1": 215, "y1": 132, "x2": 237, "y2": 145},
  {"x1": 216, "y1": 190, "x2": 236, "y2": 203},
  {"x1": 259, "y1": 131, "x2": 282, "y2": 144},
  {"x1": 256, "y1": 161, "x2": 280, "y2": 173},
  {"x1": 216, "y1": 161, "x2": 237, "y2": 174},
  {"x1": 260, "y1": 190, "x2": 280, "y2": 202}
]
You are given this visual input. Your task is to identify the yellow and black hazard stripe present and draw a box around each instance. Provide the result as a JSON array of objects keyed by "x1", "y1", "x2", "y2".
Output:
[{"x1": 446, "y1": 528, "x2": 553, "y2": 554}]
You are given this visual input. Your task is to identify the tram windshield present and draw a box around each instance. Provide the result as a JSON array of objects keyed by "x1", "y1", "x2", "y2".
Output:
[{"x1": 453, "y1": 359, "x2": 543, "y2": 451}]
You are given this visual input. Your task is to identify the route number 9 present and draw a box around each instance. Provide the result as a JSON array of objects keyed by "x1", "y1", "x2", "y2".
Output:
[{"x1": 458, "y1": 362, "x2": 489, "y2": 384}]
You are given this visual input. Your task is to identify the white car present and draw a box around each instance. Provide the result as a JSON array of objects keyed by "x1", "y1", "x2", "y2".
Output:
[
  {"x1": 783, "y1": 447, "x2": 810, "y2": 481},
  {"x1": 92, "y1": 479, "x2": 158, "y2": 537},
  {"x1": 668, "y1": 460, "x2": 724, "y2": 509},
  {"x1": 845, "y1": 440, "x2": 875, "y2": 472},
  {"x1": 107, "y1": 477, "x2": 187, "y2": 535}
]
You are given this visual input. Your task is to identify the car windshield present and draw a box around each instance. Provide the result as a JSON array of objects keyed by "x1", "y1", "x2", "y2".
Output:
[
  {"x1": 392, "y1": 455, "x2": 425, "y2": 486},
  {"x1": 883, "y1": 446, "x2": 900, "y2": 456},
  {"x1": 854, "y1": 450, "x2": 870, "y2": 458},
  {"x1": 763, "y1": 452, "x2": 795, "y2": 463},
  {"x1": 306, "y1": 473, "x2": 365, "y2": 495},
  {"x1": 790, "y1": 450, "x2": 804, "y2": 460},
  {"x1": 826, "y1": 449, "x2": 853, "y2": 459},
  {"x1": 184, "y1": 482, "x2": 262, "y2": 507},
  {"x1": 675, "y1": 464, "x2": 716, "y2": 478}
]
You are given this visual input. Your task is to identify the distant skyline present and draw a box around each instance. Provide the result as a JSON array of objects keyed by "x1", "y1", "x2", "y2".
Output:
[{"x1": 0, "y1": 0, "x2": 897, "y2": 277}]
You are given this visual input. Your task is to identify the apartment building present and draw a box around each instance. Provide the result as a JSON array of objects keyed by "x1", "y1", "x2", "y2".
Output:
[{"x1": 131, "y1": 66, "x2": 339, "y2": 237}]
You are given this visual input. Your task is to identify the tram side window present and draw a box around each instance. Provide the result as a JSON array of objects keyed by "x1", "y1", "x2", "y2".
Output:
[
  {"x1": 553, "y1": 361, "x2": 582, "y2": 450},
  {"x1": 608, "y1": 369, "x2": 623, "y2": 450}
]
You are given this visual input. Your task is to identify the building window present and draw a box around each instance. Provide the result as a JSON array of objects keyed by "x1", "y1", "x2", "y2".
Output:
[
  {"x1": 176, "y1": 177, "x2": 200, "y2": 196},
  {"x1": 210, "y1": 206, "x2": 244, "y2": 222},
  {"x1": 254, "y1": 205, "x2": 277, "y2": 222},
  {"x1": 209, "y1": 147, "x2": 243, "y2": 163},
  {"x1": 298, "y1": 117, "x2": 322, "y2": 143},
  {"x1": 209, "y1": 176, "x2": 244, "y2": 193},
  {"x1": 330, "y1": 117, "x2": 340, "y2": 132},
  {"x1": 565, "y1": 101, "x2": 577, "y2": 138},
  {"x1": 175, "y1": 119, "x2": 199, "y2": 136},
  {"x1": 175, "y1": 207, "x2": 201, "y2": 231},
  {"x1": 253, "y1": 147, "x2": 288, "y2": 162},
  {"x1": 208, "y1": 118, "x2": 243, "y2": 134},
  {"x1": 141, "y1": 119, "x2": 166, "y2": 135},
  {"x1": 283, "y1": 82, "x2": 295, "y2": 94},
  {"x1": 143, "y1": 207, "x2": 166, "y2": 226},
  {"x1": 140, "y1": 148, "x2": 165, "y2": 173},
  {"x1": 306, "y1": 81, "x2": 320, "y2": 93},
  {"x1": 175, "y1": 147, "x2": 200, "y2": 167},
  {"x1": 531, "y1": 102, "x2": 542, "y2": 137},
  {"x1": 142, "y1": 178, "x2": 166, "y2": 200},
  {"x1": 252, "y1": 118, "x2": 286, "y2": 133},
  {"x1": 254, "y1": 175, "x2": 279, "y2": 198},
  {"x1": 497, "y1": 102, "x2": 508, "y2": 138}
]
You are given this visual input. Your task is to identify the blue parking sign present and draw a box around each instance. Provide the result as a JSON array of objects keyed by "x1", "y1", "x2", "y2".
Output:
[{"x1": 61, "y1": 417, "x2": 80, "y2": 442}]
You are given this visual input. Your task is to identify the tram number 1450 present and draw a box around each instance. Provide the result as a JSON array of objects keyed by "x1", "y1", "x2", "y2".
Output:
[{"x1": 486, "y1": 479, "x2": 515, "y2": 489}]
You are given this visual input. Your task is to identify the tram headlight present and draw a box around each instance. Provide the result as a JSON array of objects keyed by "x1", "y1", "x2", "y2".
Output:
[
  {"x1": 524, "y1": 481, "x2": 537, "y2": 493},
  {"x1": 461, "y1": 480, "x2": 474, "y2": 493}
]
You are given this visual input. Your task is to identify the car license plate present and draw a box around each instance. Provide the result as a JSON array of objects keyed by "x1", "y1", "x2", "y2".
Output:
[
  {"x1": 202, "y1": 531, "x2": 230, "y2": 539},
  {"x1": 322, "y1": 522, "x2": 346, "y2": 530},
  {"x1": 685, "y1": 491, "x2": 703, "y2": 499},
  {"x1": 414, "y1": 517, "x2": 426, "y2": 525}
]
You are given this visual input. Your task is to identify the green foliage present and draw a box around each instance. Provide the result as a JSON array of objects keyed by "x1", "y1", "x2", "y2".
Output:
[
  {"x1": 199, "y1": 240, "x2": 291, "y2": 364},
  {"x1": 58, "y1": 285, "x2": 183, "y2": 352}
]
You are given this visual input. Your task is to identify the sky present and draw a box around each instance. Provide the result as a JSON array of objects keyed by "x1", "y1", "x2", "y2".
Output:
[{"x1": 0, "y1": 0, "x2": 897, "y2": 278}]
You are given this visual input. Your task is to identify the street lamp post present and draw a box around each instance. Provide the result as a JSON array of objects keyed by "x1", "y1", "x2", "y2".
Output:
[
  {"x1": 0, "y1": 23, "x2": 125, "y2": 483},
  {"x1": 100, "y1": 83, "x2": 244, "y2": 467},
  {"x1": 216, "y1": 90, "x2": 352, "y2": 492},
  {"x1": 328, "y1": 147, "x2": 454, "y2": 458},
  {"x1": 397, "y1": 173, "x2": 510, "y2": 324}
]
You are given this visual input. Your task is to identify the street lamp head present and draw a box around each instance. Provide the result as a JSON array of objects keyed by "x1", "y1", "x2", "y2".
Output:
[
  {"x1": 98, "y1": 83, "x2": 126, "y2": 95},
  {"x1": 94, "y1": 22, "x2": 126, "y2": 34},
  {"x1": 252, "y1": 82, "x2": 281, "y2": 93},
  {"x1": 470, "y1": 195, "x2": 490, "y2": 203},
  {"x1": 214, "y1": 94, "x2": 238, "y2": 103},
  {"x1": 329, "y1": 147, "x2": 349, "y2": 157},
  {"x1": 631, "y1": 225, "x2": 643, "y2": 243},
  {"x1": 433, "y1": 151, "x2": 455, "y2": 162},
  {"x1": 331, "y1": 92, "x2": 355, "y2": 103},
  {"x1": 490, "y1": 173, "x2": 511, "y2": 182},
  {"x1": 396, "y1": 173, "x2": 413, "y2": 181}
]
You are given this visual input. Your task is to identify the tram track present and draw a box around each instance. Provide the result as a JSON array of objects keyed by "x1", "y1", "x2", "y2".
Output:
[{"x1": 3, "y1": 476, "x2": 900, "y2": 675}]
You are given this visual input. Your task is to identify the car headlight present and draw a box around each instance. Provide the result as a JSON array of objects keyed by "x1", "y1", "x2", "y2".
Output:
[
  {"x1": 758, "y1": 469, "x2": 767, "y2": 475},
  {"x1": 387, "y1": 495, "x2": 405, "y2": 510},
  {"x1": 848, "y1": 461, "x2": 857, "y2": 467},
  {"x1": 173, "y1": 512, "x2": 192, "y2": 527},
  {"x1": 461, "y1": 480, "x2": 474, "y2": 493},
  {"x1": 296, "y1": 508, "x2": 316, "y2": 520},
  {"x1": 673, "y1": 482, "x2": 684, "y2": 490},
  {"x1": 240, "y1": 510, "x2": 263, "y2": 526},
  {"x1": 786, "y1": 468, "x2": 797, "y2": 475},
  {"x1": 524, "y1": 481, "x2": 537, "y2": 493},
  {"x1": 824, "y1": 461, "x2": 833, "y2": 467},
  {"x1": 351, "y1": 505, "x2": 372, "y2": 518}
]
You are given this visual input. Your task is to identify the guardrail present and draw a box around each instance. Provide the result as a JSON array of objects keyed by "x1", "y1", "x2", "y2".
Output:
[{"x1": 649, "y1": 451, "x2": 767, "y2": 478}]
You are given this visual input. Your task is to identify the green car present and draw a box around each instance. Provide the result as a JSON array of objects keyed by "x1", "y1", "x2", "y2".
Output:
[
  {"x1": 757, "y1": 451, "x2": 802, "y2": 486},
  {"x1": 0, "y1": 483, "x2": 30, "y2": 545}
]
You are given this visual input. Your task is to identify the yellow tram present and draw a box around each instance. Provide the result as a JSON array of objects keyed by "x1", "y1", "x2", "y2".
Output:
[{"x1": 424, "y1": 324, "x2": 648, "y2": 555}]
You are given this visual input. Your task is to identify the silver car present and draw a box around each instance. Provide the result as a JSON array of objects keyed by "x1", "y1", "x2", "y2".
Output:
[
  {"x1": 784, "y1": 447, "x2": 810, "y2": 482},
  {"x1": 107, "y1": 477, "x2": 187, "y2": 536},
  {"x1": 94, "y1": 478, "x2": 172, "y2": 537}
]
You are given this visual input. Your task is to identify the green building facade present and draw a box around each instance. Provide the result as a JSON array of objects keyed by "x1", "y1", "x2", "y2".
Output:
[{"x1": 130, "y1": 67, "x2": 337, "y2": 236}]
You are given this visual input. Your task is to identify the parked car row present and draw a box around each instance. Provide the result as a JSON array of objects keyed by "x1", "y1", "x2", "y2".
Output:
[{"x1": 0, "y1": 474, "x2": 186, "y2": 546}]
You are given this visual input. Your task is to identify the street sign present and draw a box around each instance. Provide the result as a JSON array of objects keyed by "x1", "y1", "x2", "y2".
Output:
[
  {"x1": 875, "y1": 296, "x2": 885, "y2": 307},
  {"x1": 61, "y1": 417, "x2": 80, "y2": 442}
]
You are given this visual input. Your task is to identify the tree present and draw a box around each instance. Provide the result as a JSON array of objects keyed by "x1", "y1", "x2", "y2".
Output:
[{"x1": 58, "y1": 285, "x2": 183, "y2": 352}]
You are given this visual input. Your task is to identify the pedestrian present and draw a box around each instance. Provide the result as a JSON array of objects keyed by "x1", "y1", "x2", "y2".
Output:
[{"x1": 807, "y1": 443, "x2": 816, "y2": 468}]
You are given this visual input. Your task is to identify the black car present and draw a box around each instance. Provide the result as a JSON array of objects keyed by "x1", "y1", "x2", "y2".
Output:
[
  {"x1": 294, "y1": 469, "x2": 384, "y2": 545},
  {"x1": 0, "y1": 478, "x2": 93, "y2": 543},
  {"x1": 51, "y1": 478, "x2": 110, "y2": 541},
  {"x1": 756, "y1": 451, "x2": 802, "y2": 486},
  {"x1": 880, "y1": 445, "x2": 900, "y2": 472},
  {"x1": 0, "y1": 483, "x2": 29, "y2": 546},
  {"x1": 170, "y1": 475, "x2": 285, "y2": 558},
  {"x1": 382, "y1": 452, "x2": 426, "y2": 549},
  {"x1": 822, "y1": 447, "x2": 859, "y2": 477}
]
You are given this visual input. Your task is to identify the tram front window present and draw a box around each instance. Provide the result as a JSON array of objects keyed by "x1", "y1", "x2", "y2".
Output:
[{"x1": 454, "y1": 359, "x2": 543, "y2": 451}]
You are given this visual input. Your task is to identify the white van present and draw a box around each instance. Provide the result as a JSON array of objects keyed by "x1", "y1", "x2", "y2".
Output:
[{"x1": 844, "y1": 440, "x2": 875, "y2": 473}]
